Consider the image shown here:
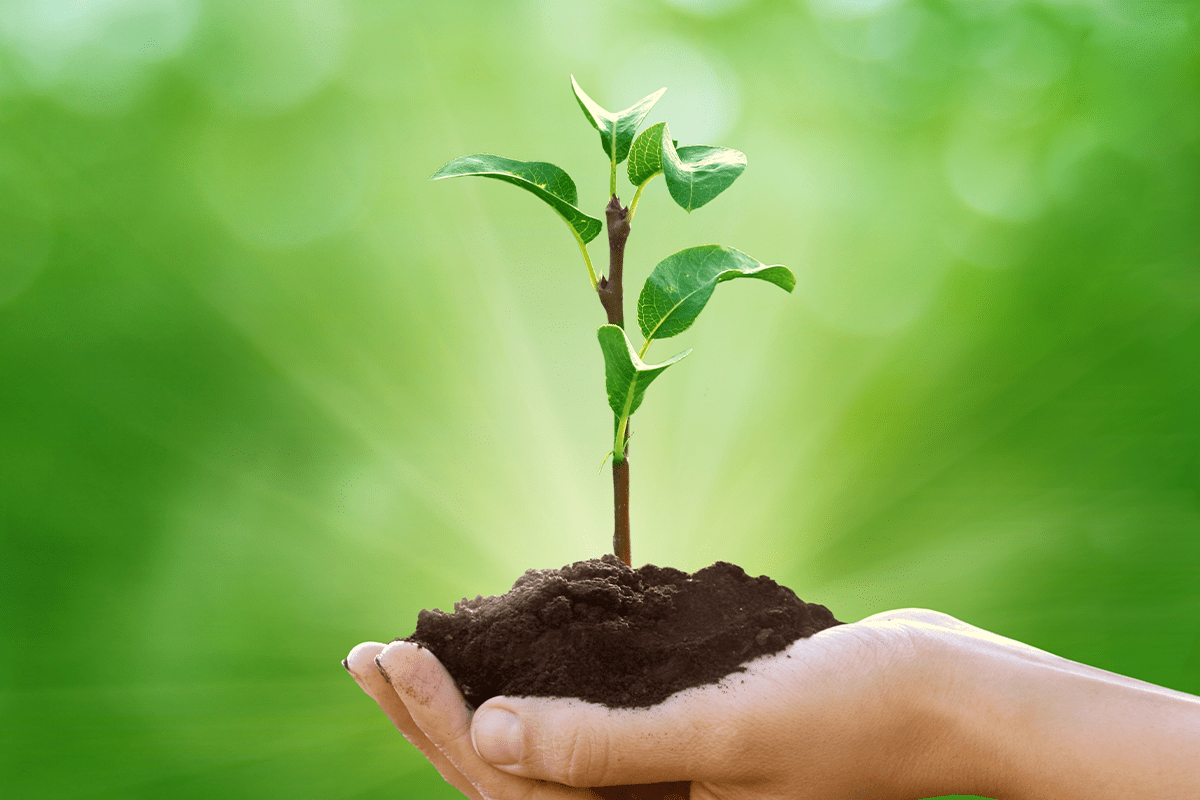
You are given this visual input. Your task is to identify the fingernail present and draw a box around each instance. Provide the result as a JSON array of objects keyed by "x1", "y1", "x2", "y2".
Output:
[
  {"x1": 374, "y1": 655, "x2": 391, "y2": 684},
  {"x1": 341, "y1": 657, "x2": 351, "y2": 673},
  {"x1": 472, "y1": 708, "x2": 523, "y2": 765}
]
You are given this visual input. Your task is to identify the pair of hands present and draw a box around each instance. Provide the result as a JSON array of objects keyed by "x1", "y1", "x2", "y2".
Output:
[
  {"x1": 346, "y1": 607, "x2": 1200, "y2": 799},
  {"x1": 344, "y1": 609, "x2": 977, "y2": 799}
]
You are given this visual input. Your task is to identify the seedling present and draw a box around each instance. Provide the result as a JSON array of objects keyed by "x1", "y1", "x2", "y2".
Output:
[{"x1": 431, "y1": 76, "x2": 794, "y2": 567}]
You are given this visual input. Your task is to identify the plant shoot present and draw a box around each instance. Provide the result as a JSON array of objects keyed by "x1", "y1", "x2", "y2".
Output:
[{"x1": 431, "y1": 76, "x2": 794, "y2": 566}]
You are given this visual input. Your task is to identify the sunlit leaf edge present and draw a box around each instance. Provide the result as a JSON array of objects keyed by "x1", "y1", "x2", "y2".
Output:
[{"x1": 430, "y1": 153, "x2": 602, "y2": 244}]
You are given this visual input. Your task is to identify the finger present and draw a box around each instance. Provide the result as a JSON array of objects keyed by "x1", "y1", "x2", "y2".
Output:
[
  {"x1": 344, "y1": 642, "x2": 481, "y2": 800},
  {"x1": 376, "y1": 640, "x2": 591, "y2": 799},
  {"x1": 471, "y1": 686, "x2": 745, "y2": 787},
  {"x1": 344, "y1": 642, "x2": 438, "y2": 754}
]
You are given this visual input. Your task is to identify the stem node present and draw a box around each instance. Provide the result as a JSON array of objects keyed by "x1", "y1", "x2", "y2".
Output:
[{"x1": 597, "y1": 195, "x2": 629, "y2": 329}]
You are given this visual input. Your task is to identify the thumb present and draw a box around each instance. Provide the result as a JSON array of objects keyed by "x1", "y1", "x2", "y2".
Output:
[{"x1": 470, "y1": 690, "x2": 742, "y2": 787}]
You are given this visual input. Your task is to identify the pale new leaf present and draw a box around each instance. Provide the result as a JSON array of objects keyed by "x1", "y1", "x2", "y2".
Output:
[{"x1": 571, "y1": 76, "x2": 666, "y2": 165}]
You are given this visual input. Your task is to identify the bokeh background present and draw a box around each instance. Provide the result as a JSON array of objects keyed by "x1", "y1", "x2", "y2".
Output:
[{"x1": 1, "y1": 0, "x2": 1197, "y2": 797}]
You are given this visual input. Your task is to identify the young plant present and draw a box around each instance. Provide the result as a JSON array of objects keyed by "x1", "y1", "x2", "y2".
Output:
[{"x1": 431, "y1": 76, "x2": 794, "y2": 567}]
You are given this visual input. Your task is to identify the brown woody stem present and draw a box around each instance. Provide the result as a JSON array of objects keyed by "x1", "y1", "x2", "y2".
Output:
[
  {"x1": 599, "y1": 195, "x2": 632, "y2": 566},
  {"x1": 598, "y1": 195, "x2": 629, "y2": 328},
  {"x1": 612, "y1": 457, "x2": 630, "y2": 566}
]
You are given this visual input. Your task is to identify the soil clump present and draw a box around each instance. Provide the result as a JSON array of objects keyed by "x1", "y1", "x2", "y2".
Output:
[{"x1": 403, "y1": 553, "x2": 843, "y2": 710}]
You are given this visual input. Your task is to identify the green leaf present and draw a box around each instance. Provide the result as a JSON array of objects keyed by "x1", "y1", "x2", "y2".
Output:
[
  {"x1": 638, "y1": 245, "x2": 795, "y2": 341},
  {"x1": 430, "y1": 154, "x2": 602, "y2": 244},
  {"x1": 627, "y1": 121, "x2": 666, "y2": 187},
  {"x1": 571, "y1": 76, "x2": 666, "y2": 166},
  {"x1": 661, "y1": 124, "x2": 747, "y2": 212},
  {"x1": 597, "y1": 324, "x2": 690, "y2": 420}
]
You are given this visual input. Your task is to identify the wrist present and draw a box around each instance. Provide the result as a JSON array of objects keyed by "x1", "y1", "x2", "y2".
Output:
[
  {"x1": 869, "y1": 613, "x2": 1028, "y2": 799},
  {"x1": 907, "y1": 624, "x2": 1024, "y2": 799},
  {"x1": 809, "y1": 612, "x2": 1014, "y2": 799},
  {"x1": 894, "y1": 614, "x2": 1200, "y2": 800}
]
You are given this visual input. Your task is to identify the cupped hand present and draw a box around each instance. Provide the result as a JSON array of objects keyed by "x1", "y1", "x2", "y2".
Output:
[{"x1": 344, "y1": 609, "x2": 986, "y2": 799}]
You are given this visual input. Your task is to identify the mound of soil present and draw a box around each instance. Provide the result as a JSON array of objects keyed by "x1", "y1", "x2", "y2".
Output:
[{"x1": 403, "y1": 553, "x2": 842, "y2": 710}]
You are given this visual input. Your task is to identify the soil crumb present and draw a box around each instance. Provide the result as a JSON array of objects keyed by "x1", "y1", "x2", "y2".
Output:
[{"x1": 402, "y1": 554, "x2": 842, "y2": 709}]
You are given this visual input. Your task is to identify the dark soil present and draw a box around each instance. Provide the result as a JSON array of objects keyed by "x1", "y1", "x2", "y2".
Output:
[
  {"x1": 401, "y1": 554, "x2": 842, "y2": 799},
  {"x1": 402, "y1": 553, "x2": 843, "y2": 710}
]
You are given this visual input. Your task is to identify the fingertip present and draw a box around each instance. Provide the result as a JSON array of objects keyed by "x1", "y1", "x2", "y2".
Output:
[
  {"x1": 345, "y1": 641, "x2": 417, "y2": 734},
  {"x1": 377, "y1": 640, "x2": 445, "y2": 708},
  {"x1": 344, "y1": 641, "x2": 386, "y2": 687},
  {"x1": 469, "y1": 696, "x2": 595, "y2": 782},
  {"x1": 471, "y1": 704, "x2": 524, "y2": 767},
  {"x1": 344, "y1": 641, "x2": 482, "y2": 797}
]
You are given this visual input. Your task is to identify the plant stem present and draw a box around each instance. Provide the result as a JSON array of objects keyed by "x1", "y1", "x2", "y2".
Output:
[
  {"x1": 598, "y1": 195, "x2": 628, "y2": 328},
  {"x1": 612, "y1": 457, "x2": 630, "y2": 566},
  {"x1": 598, "y1": 194, "x2": 632, "y2": 566}
]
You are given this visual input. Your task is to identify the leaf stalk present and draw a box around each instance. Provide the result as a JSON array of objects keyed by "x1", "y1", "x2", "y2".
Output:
[
  {"x1": 627, "y1": 176, "x2": 655, "y2": 226},
  {"x1": 569, "y1": 224, "x2": 599, "y2": 290},
  {"x1": 637, "y1": 336, "x2": 653, "y2": 360},
  {"x1": 613, "y1": 414, "x2": 630, "y2": 464},
  {"x1": 609, "y1": 147, "x2": 618, "y2": 199}
]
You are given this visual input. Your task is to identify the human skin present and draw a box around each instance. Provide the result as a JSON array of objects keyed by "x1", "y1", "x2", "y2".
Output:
[{"x1": 344, "y1": 609, "x2": 1200, "y2": 799}]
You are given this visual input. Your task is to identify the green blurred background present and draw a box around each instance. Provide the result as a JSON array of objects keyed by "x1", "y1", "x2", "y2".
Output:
[{"x1": 1, "y1": 0, "x2": 1197, "y2": 797}]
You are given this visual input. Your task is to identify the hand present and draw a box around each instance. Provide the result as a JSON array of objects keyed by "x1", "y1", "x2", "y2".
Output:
[
  {"x1": 345, "y1": 608, "x2": 1200, "y2": 799},
  {"x1": 344, "y1": 609, "x2": 978, "y2": 799}
]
